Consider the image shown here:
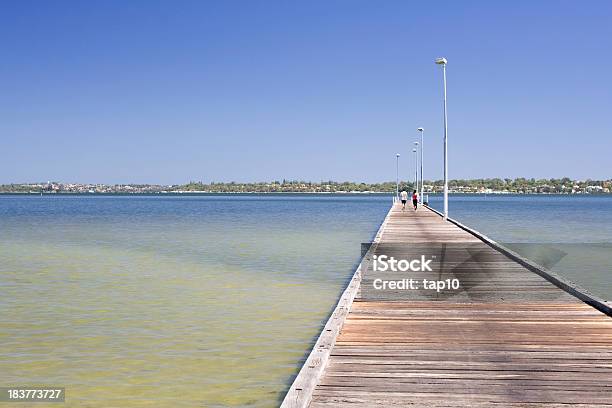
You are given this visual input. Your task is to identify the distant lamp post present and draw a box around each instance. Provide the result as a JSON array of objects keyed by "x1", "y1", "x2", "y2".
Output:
[
  {"x1": 417, "y1": 127, "x2": 424, "y2": 204},
  {"x1": 413, "y1": 142, "x2": 419, "y2": 196},
  {"x1": 395, "y1": 153, "x2": 400, "y2": 200},
  {"x1": 412, "y1": 148, "x2": 418, "y2": 193},
  {"x1": 435, "y1": 57, "x2": 449, "y2": 220}
]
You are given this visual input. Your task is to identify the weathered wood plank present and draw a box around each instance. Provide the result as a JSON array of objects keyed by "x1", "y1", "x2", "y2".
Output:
[{"x1": 283, "y1": 203, "x2": 612, "y2": 407}]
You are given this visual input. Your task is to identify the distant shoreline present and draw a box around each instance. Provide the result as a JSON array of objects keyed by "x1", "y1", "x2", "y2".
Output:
[
  {"x1": 1, "y1": 191, "x2": 611, "y2": 196},
  {"x1": 2, "y1": 178, "x2": 610, "y2": 195}
]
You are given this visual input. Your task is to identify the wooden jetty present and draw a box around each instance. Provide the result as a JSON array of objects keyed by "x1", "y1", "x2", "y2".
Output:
[{"x1": 282, "y1": 203, "x2": 612, "y2": 407}]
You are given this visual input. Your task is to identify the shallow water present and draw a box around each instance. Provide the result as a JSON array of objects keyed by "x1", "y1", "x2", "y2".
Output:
[
  {"x1": 0, "y1": 195, "x2": 390, "y2": 407},
  {"x1": 1, "y1": 194, "x2": 611, "y2": 407}
]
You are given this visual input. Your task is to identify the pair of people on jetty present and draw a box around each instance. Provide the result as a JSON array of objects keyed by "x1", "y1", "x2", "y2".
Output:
[{"x1": 400, "y1": 190, "x2": 418, "y2": 211}]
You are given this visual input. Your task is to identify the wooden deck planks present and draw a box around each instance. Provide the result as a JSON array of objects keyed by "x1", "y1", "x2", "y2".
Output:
[{"x1": 304, "y1": 204, "x2": 612, "y2": 407}]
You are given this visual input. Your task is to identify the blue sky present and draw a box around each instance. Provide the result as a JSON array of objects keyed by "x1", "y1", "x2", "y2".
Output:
[{"x1": 1, "y1": 0, "x2": 611, "y2": 184}]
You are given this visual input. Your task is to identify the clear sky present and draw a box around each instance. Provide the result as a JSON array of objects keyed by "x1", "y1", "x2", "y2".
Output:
[{"x1": 1, "y1": 0, "x2": 611, "y2": 184}]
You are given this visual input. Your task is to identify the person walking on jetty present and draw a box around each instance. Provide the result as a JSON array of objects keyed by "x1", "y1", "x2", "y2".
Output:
[
  {"x1": 400, "y1": 190, "x2": 408, "y2": 210},
  {"x1": 412, "y1": 190, "x2": 419, "y2": 211}
]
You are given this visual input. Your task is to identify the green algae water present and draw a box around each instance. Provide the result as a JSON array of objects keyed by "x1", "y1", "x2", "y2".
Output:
[
  {"x1": 2, "y1": 194, "x2": 612, "y2": 407},
  {"x1": 0, "y1": 195, "x2": 390, "y2": 407}
]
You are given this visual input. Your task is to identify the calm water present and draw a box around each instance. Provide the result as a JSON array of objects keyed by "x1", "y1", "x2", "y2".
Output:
[
  {"x1": 1, "y1": 194, "x2": 611, "y2": 407},
  {"x1": 0, "y1": 195, "x2": 390, "y2": 407}
]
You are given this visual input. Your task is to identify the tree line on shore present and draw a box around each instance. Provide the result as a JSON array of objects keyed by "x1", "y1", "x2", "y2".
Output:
[
  {"x1": 177, "y1": 178, "x2": 610, "y2": 193},
  {"x1": 2, "y1": 178, "x2": 610, "y2": 194}
]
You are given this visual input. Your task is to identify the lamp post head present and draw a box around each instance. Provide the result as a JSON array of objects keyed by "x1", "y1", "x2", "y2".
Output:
[
  {"x1": 435, "y1": 57, "x2": 448, "y2": 65},
  {"x1": 414, "y1": 142, "x2": 419, "y2": 146},
  {"x1": 412, "y1": 148, "x2": 417, "y2": 153},
  {"x1": 396, "y1": 153, "x2": 400, "y2": 158},
  {"x1": 417, "y1": 127, "x2": 424, "y2": 132}
]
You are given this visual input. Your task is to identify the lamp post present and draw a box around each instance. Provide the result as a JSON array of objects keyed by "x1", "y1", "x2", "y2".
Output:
[
  {"x1": 417, "y1": 127, "x2": 424, "y2": 204},
  {"x1": 395, "y1": 153, "x2": 400, "y2": 200},
  {"x1": 413, "y1": 142, "x2": 419, "y2": 197},
  {"x1": 435, "y1": 57, "x2": 448, "y2": 220},
  {"x1": 412, "y1": 148, "x2": 417, "y2": 194}
]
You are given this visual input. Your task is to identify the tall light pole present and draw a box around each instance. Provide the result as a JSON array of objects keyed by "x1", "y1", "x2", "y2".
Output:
[
  {"x1": 412, "y1": 148, "x2": 417, "y2": 194},
  {"x1": 395, "y1": 153, "x2": 400, "y2": 200},
  {"x1": 435, "y1": 57, "x2": 448, "y2": 220},
  {"x1": 417, "y1": 127, "x2": 424, "y2": 204},
  {"x1": 413, "y1": 142, "x2": 419, "y2": 197}
]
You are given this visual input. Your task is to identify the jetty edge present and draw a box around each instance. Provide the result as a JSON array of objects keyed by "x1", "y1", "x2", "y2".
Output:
[
  {"x1": 425, "y1": 204, "x2": 611, "y2": 316},
  {"x1": 279, "y1": 204, "x2": 394, "y2": 407}
]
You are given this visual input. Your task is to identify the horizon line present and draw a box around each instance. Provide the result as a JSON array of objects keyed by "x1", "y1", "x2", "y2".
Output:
[{"x1": 2, "y1": 177, "x2": 612, "y2": 186}]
